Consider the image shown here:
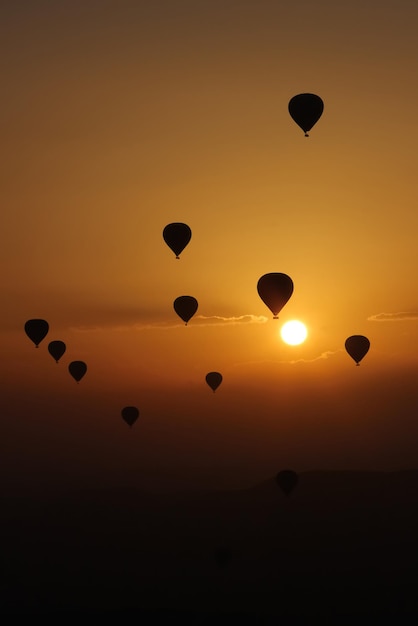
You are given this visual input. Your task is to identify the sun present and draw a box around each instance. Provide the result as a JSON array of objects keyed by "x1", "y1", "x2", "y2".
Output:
[{"x1": 280, "y1": 320, "x2": 308, "y2": 346}]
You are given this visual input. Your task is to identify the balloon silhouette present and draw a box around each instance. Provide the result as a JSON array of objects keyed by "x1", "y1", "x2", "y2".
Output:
[
  {"x1": 121, "y1": 406, "x2": 139, "y2": 427},
  {"x1": 345, "y1": 335, "x2": 370, "y2": 366},
  {"x1": 257, "y1": 273, "x2": 294, "y2": 319},
  {"x1": 48, "y1": 340, "x2": 66, "y2": 363},
  {"x1": 173, "y1": 296, "x2": 198, "y2": 325},
  {"x1": 206, "y1": 372, "x2": 223, "y2": 393},
  {"x1": 288, "y1": 93, "x2": 324, "y2": 137},
  {"x1": 163, "y1": 223, "x2": 192, "y2": 259},
  {"x1": 276, "y1": 470, "x2": 299, "y2": 496},
  {"x1": 205, "y1": 372, "x2": 222, "y2": 393},
  {"x1": 68, "y1": 360, "x2": 87, "y2": 383},
  {"x1": 24, "y1": 319, "x2": 49, "y2": 348}
]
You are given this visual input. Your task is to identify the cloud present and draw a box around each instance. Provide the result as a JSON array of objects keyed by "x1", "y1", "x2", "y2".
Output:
[
  {"x1": 287, "y1": 350, "x2": 340, "y2": 364},
  {"x1": 368, "y1": 311, "x2": 418, "y2": 322},
  {"x1": 194, "y1": 314, "x2": 268, "y2": 326},
  {"x1": 70, "y1": 313, "x2": 268, "y2": 332},
  {"x1": 232, "y1": 350, "x2": 340, "y2": 369}
]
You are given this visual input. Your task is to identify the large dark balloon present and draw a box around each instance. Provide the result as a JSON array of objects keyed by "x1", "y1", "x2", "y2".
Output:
[
  {"x1": 24, "y1": 319, "x2": 49, "y2": 348},
  {"x1": 345, "y1": 335, "x2": 370, "y2": 366},
  {"x1": 173, "y1": 295, "x2": 198, "y2": 325},
  {"x1": 206, "y1": 372, "x2": 223, "y2": 393},
  {"x1": 68, "y1": 360, "x2": 87, "y2": 382},
  {"x1": 121, "y1": 406, "x2": 139, "y2": 427},
  {"x1": 48, "y1": 340, "x2": 66, "y2": 363},
  {"x1": 276, "y1": 470, "x2": 299, "y2": 496},
  {"x1": 163, "y1": 223, "x2": 192, "y2": 259},
  {"x1": 288, "y1": 93, "x2": 324, "y2": 136},
  {"x1": 257, "y1": 273, "x2": 294, "y2": 319}
]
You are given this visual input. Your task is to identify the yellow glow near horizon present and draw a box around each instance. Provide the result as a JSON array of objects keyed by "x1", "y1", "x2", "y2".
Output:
[{"x1": 280, "y1": 321, "x2": 308, "y2": 346}]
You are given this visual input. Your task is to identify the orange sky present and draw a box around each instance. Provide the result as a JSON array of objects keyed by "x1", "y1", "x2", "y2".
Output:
[{"x1": 1, "y1": 0, "x2": 418, "y2": 492}]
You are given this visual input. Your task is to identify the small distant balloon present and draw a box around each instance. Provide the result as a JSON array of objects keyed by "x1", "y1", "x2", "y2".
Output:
[
  {"x1": 24, "y1": 319, "x2": 49, "y2": 348},
  {"x1": 121, "y1": 406, "x2": 139, "y2": 427},
  {"x1": 288, "y1": 93, "x2": 324, "y2": 136},
  {"x1": 257, "y1": 273, "x2": 294, "y2": 319},
  {"x1": 163, "y1": 223, "x2": 192, "y2": 259},
  {"x1": 345, "y1": 335, "x2": 370, "y2": 366},
  {"x1": 276, "y1": 470, "x2": 299, "y2": 496},
  {"x1": 48, "y1": 340, "x2": 66, "y2": 363},
  {"x1": 206, "y1": 372, "x2": 223, "y2": 393},
  {"x1": 68, "y1": 360, "x2": 87, "y2": 383},
  {"x1": 173, "y1": 295, "x2": 198, "y2": 325}
]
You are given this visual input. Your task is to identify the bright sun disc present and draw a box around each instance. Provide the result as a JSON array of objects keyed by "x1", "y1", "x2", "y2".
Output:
[{"x1": 280, "y1": 320, "x2": 308, "y2": 345}]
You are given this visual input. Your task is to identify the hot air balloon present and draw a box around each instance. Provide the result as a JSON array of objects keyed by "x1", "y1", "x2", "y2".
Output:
[
  {"x1": 68, "y1": 360, "x2": 87, "y2": 383},
  {"x1": 48, "y1": 340, "x2": 66, "y2": 363},
  {"x1": 345, "y1": 335, "x2": 370, "y2": 366},
  {"x1": 257, "y1": 273, "x2": 294, "y2": 319},
  {"x1": 288, "y1": 93, "x2": 324, "y2": 137},
  {"x1": 206, "y1": 372, "x2": 223, "y2": 393},
  {"x1": 276, "y1": 470, "x2": 299, "y2": 496},
  {"x1": 24, "y1": 319, "x2": 49, "y2": 348},
  {"x1": 163, "y1": 223, "x2": 192, "y2": 259},
  {"x1": 173, "y1": 296, "x2": 198, "y2": 325},
  {"x1": 121, "y1": 406, "x2": 139, "y2": 427}
]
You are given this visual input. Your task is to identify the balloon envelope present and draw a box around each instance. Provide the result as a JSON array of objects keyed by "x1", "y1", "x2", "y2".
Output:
[
  {"x1": 68, "y1": 360, "x2": 87, "y2": 382},
  {"x1": 276, "y1": 470, "x2": 299, "y2": 496},
  {"x1": 206, "y1": 372, "x2": 223, "y2": 392},
  {"x1": 121, "y1": 406, "x2": 139, "y2": 427},
  {"x1": 48, "y1": 340, "x2": 66, "y2": 363},
  {"x1": 24, "y1": 319, "x2": 49, "y2": 347},
  {"x1": 163, "y1": 223, "x2": 192, "y2": 259},
  {"x1": 257, "y1": 273, "x2": 294, "y2": 318},
  {"x1": 345, "y1": 335, "x2": 370, "y2": 365},
  {"x1": 288, "y1": 93, "x2": 324, "y2": 136},
  {"x1": 173, "y1": 296, "x2": 198, "y2": 324}
]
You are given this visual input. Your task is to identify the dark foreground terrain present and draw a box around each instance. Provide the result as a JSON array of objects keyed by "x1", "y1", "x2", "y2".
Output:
[{"x1": 2, "y1": 471, "x2": 418, "y2": 623}]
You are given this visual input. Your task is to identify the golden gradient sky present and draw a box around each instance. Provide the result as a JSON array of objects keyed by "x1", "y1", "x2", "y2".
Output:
[{"x1": 1, "y1": 0, "x2": 418, "y2": 491}]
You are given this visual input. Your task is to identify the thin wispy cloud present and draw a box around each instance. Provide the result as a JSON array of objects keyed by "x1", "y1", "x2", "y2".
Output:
[
  {"x1": 287, "y1": 350, "x2": 340, "y2": 364},
  {"x1": 232, "y1": 350, "x2": 340, "y2": 369},
  {"x1": 70, "y1": 314, "x2": 268, "y2": 332},
  {"x1": 368, "y1": 311, "x2": 418, "y2": 322},
  {"x1": 194, "y1": 314, "x2": 268, "y2": 326}
]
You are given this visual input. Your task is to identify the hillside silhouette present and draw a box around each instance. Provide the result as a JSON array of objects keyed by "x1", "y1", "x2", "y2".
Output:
[{"x1": 2, "y1": 470, "x2": 418, "y2": 622}]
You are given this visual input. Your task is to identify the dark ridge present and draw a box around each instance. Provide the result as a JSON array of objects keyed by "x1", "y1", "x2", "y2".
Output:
[{"x1": 2, "y1": 471, "x2": 417, "y2": 620}]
